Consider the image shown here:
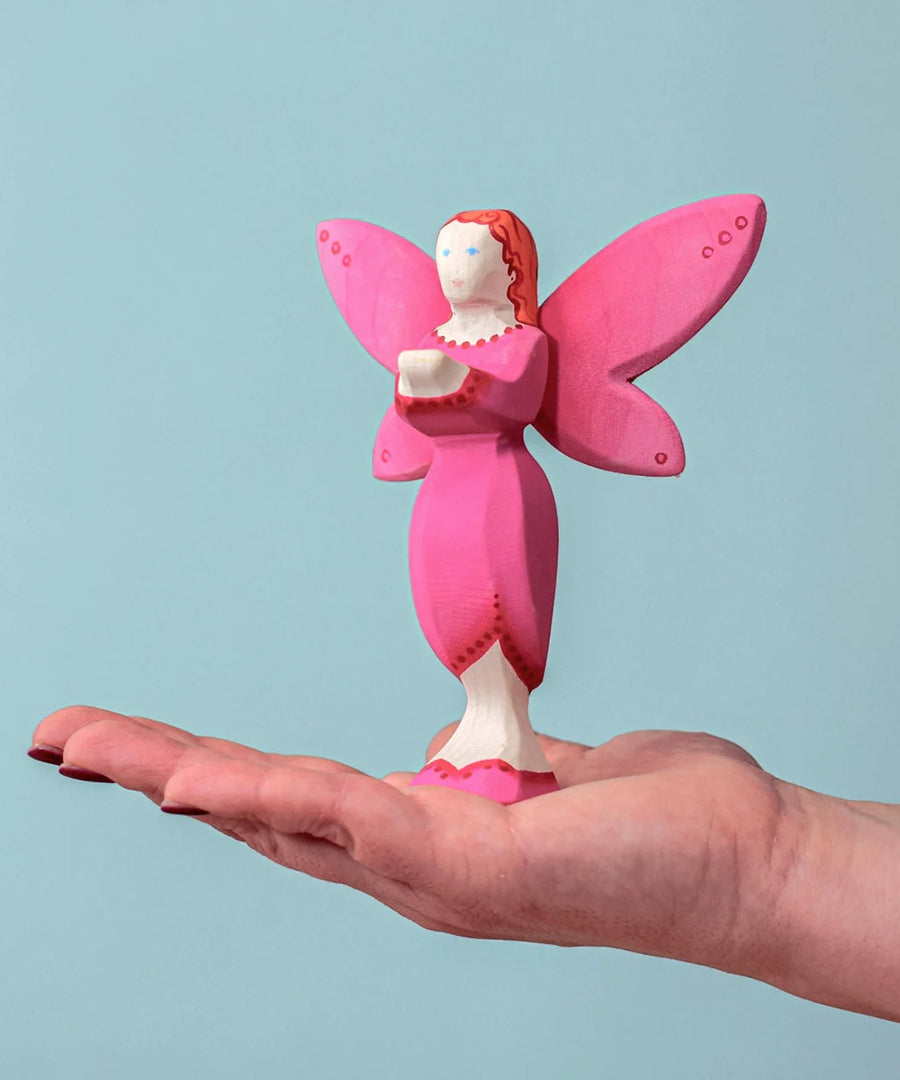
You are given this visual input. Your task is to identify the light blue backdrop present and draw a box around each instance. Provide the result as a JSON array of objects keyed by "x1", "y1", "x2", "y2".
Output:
[{"x1": 3, "y1": 1, "x2": 898, "y2": 1076}]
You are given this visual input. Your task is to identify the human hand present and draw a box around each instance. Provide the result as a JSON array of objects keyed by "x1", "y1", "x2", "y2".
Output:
[{"x1": 28, "y1": 708, "x2": 900, "y2": 1021}]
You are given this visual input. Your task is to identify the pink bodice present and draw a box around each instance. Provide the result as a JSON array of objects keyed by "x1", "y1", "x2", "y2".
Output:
[{"x1": 394, "y1": 324, "x2": 548, "y2": 437}]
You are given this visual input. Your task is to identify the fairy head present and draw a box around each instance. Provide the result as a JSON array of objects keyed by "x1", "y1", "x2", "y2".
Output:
[{"x1": 436, "y1": 209, "x2": 539, "y2": 326}]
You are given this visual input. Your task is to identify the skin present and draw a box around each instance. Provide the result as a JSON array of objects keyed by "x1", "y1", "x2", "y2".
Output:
[{"x1": 29, "y1": 706, "x2": 900, "y2": 1021}]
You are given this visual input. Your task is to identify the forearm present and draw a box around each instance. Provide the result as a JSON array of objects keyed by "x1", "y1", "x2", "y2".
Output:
[{"x1": 752, "y1": 783, "x2": 900, "y2": 1020}]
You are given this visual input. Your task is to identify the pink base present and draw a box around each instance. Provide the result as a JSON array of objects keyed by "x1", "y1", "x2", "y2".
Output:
[{"x1": 408, "y1": 758, "x2": 560, "y2": 804}]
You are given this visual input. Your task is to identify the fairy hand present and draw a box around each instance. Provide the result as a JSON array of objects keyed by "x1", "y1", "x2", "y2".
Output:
[
  {"x1": 28, "y1": 708, "x2": 900, "y2": 1020},
  {"x1": 397, "y1": 349, "x2": 468, "y2": 397}
]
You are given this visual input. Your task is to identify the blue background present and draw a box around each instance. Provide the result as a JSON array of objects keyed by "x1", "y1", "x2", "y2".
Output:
[{"x1": 4, "y1": 0, "x2": 898, "y2": 1075}]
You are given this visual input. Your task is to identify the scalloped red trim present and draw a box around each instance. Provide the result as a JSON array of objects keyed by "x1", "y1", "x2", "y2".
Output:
[
  {"x1": 409, "y1": 758, "x2": 560, "y2": 804},
  {"x1": 430, "y1": 325, "x2": 524, "y2": 348},
  {"x1": 395, "y1": 368, "x2": 487, "y2": 416}
]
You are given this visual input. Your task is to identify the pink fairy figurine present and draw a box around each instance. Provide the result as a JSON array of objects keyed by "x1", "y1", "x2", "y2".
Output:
[{"x1": 317, "y1": 197, "x2": 766, "y2": 804}]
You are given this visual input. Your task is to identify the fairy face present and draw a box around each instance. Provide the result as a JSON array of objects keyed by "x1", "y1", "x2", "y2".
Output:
[{"x1": 435, "y1": 221, "x2": 514, "y2": 308}]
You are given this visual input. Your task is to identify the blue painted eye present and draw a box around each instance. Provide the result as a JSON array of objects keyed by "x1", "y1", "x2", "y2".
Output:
[
  {"x1": 465, "y1": 247, "x2": 479, "y2": 255},
  {"x1": 441, "y1": 248, "x2": 450, "y2": 257}
]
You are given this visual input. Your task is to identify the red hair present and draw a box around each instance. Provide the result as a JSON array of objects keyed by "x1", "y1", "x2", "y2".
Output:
[{"x1": 444, "y1": 209, "x2": 539, "y2": 327}]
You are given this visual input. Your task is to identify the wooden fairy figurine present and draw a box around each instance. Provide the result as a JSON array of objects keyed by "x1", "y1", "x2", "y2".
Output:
[{"x1": 317, "y1": 197, "x2": 765, "y2": 803}]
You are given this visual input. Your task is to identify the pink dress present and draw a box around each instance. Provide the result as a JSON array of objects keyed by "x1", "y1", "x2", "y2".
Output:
[{"x1": 395, "y1": 324, "x2": 558, "y2": 692}]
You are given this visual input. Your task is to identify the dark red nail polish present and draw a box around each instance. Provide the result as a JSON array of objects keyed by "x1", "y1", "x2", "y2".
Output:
[
  {"x1": 160, "y1": 802, "x2": 209, "y2": 816},
  {"x1": 27, "y1": 744, "x2": 64, "y2": 765},
  {"x1": 58, "y1": 764, "x2": 114, "y2": 783}
]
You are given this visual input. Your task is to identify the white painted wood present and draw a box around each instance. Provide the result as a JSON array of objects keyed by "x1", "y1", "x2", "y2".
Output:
[
  {"x1": 397, "y1": 348, "x2": 469, "y2": 397},
  {"x1": 433, "y1": 221, "x2": 517, "y2": 344},
  {"x1": 428, "y1": 642, "x2": 554, "y2": 773}
]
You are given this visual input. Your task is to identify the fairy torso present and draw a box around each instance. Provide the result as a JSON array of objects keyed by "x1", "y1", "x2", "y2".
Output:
[
  {"x1": 395, "y1": 324, "x2": 548, "y2": 439},
  {"x1": 398, "y1": 320, "x2": 558, "y2": 692}
]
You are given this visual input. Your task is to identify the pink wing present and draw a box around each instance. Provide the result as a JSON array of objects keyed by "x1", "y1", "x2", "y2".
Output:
[
  {"x1": 316, "y1": 219, "x2": 450, "y2": 374},
  {"x1": 317, "y1": 219, "x2": 446, "y2": 481},
  {"x1": 536, "y1": 194, "x2": 766, "y2": 476},
  {"x1": 373, "y1": 403, "x2": 433, "y2": 481}
]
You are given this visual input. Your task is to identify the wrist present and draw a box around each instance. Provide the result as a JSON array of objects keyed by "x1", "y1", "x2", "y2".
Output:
[{"x1": 751, "y1": 782, "x2": 900, "y2": 1020}]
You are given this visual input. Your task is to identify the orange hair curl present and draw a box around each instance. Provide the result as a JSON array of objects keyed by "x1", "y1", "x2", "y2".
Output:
[{"x1": 444, "y1": 209, "x2": 539, "y2": 327}]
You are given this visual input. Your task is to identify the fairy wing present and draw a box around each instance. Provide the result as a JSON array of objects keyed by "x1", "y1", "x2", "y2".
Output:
[
  {"x1": 317, "y1": 219, "x2": 447, "y2": 480},
  {"x1": 316, "y1": 219, "x2": 449, "y2": 375},
  {"x1": 373, "y1": 403, "x2": 433, "y2": 481},
  {"x1": 536, "y1": 194, "x2": 766, "y2": 476}
]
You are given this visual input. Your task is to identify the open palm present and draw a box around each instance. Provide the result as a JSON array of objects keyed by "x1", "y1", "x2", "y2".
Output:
[
  {"x1": 30, "y1": 707, "x2": 803, "y2": 969},
  {"x1": 34, "y1": 705, "x2": 900, "y2": 1021}
]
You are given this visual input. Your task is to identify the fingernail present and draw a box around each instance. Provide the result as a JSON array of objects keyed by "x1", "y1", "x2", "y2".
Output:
[
  {"x1": 160, "y1": 802, "x2": 209, "y2": 816},
  {"x1": 27, "y1": 744, "x2": 64, "y2": 765},
  {"x1": 58, "y1": 764, "x2": 114, "y2": 783}
]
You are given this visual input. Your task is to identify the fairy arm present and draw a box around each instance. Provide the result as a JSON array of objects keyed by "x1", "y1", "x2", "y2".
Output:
[
  {"x1": 467, "y1": 328, "x2": 544, "y2": 384},
  {"x1": 397, "y1": 329, "x2": 545, "y2": 399}
]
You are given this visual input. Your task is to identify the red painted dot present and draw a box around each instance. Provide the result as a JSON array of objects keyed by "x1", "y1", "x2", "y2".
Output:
[
  {"x1": 735, "y1": 215, "x2": 748, "y2": 229},
  {"x1": 515, "y1": 323, "x2": 523, "y2": 330},
  {"x1": 457, "y1": 655, "x2": 465, "y2": 663},
  {"x1": 433, "y1": 764, "x2": 441, "y2": 771},
  {"x1": 498, "y1": 765, "x2": 510, "y2": 772},
  {"x1": 462, "y1": 772, "x2": 472, "y2": 779},
  {"x1": 342, "y1": 254, "x2": 351, "y2": 266},
  {"x1": 331, "y1": 241, "x2": 340, "y2": 254},
  {"x1": 466, "y1": 647, "x2": 475, "y2": 655},
  {"x1": 381, "y1": 449, "x2": 391, "y2": 463},
  {"x1": 475, "y1": 640, "x2": 483, "y2": 647},
  {"x1": 440, "y1": 773, "x2": 448, "y2": 780},
  {"x1": 655, "y1": 451, "x2": 668, "y2": 464},
  {"x1": 319, "y1": 229, "x2": 329, "y2": 242},
  {"x1": 483, "y1": 765, "x2": 492, "y2": 770},
  {"x1": 490, "y1": 334, "x2": 499, "y2": 342},
  {"x1": 447, "y1": 340, "x2": 456, "y2": 348},
  {"x1": 503, "y1": 326, "x2": 513, "y2": 335},
  {"x1": 476, "y1": 339, "x2": 485, "y2": 347},
  {"x1": 461, "y1": 341, "x2": 470, "y2": 350},
  {"x1": 437, "y1": 335, "x2": 445, "y2": 343},
  {"x1": 493, "y1": 593, "x2": 499, "y2": 599},
  {"x1": 702, "y1": 246, "x2": 714, "y2": 258},
  {"x1": 718, "y1": 230, "x2": 732, "y2": 245}
]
